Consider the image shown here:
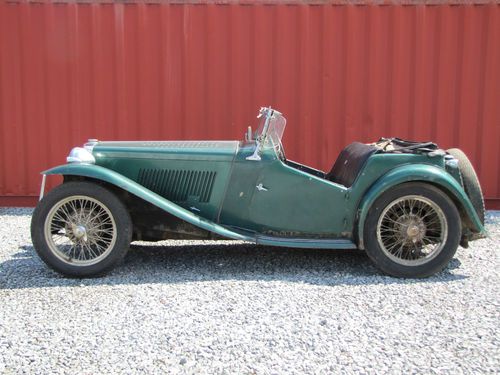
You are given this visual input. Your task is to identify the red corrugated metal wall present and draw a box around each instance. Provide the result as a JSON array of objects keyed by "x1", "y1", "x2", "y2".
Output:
[{"x1": 1, "y1": 1, "x2": 499, "y2": 208}]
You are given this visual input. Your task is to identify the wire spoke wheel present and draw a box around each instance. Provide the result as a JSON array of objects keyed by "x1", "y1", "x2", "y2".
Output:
[
  {"x1": 376, "y1": 195, "x2": 448, "y2": 266},
  {"x1": 43, "y1": 195, "x2": 117, "y2": 266},
  {"x1": 32, "y1": 182, "x2": 132, "y2": 277}
]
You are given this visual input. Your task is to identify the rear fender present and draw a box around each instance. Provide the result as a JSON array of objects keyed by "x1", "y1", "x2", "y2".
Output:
[
  {"x1": 42, "y1": 164, "x2": 255, "y2": 242},
  {"x1": 356, "y1": 164, "x2": 486, "y2": 249}
]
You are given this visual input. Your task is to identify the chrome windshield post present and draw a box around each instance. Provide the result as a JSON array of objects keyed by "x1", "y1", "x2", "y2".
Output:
[
  {"x1": 246, "y1": 107, "x2": 273, "y2": 161},
  {"x1": 246, "y1": 139, "x2": 262, "y2": 161}
]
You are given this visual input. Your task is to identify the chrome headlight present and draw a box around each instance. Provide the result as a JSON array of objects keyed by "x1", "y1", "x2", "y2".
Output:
[
  {"x1": 67, "y1": 147, "x2": 95, "y2": 164},
  {"x1": 84, "y1": 139, "x2": 98, "y2": 152}
]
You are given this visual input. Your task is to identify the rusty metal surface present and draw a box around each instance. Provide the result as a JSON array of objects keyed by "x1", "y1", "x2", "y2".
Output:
[{"x1": 0, "y1": 1, "x2": 499, "y2": 208}]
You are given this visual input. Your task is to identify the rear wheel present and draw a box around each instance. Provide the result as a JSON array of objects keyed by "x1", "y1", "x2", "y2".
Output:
[
  {"x1": 31, "y1": 182, "x2": 132, "y2": 277},
  {"x1": 364, "y1": 183, "x2": 461, "y2": 278}
]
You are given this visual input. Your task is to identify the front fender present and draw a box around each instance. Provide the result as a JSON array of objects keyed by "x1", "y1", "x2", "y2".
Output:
[
  {"x1": 43, "y1": 163, "x2": 255, "y2": 242},
  {"x1": 356, "y1": 164, "x2": 486, "y2": 249}
]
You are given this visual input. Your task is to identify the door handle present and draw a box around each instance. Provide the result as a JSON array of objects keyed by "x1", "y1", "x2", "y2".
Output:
[{"x1": 256, "y1": 183, "x2": 268, "y2": 192}]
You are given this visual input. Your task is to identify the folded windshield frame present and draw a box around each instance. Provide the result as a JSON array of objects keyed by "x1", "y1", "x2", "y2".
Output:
[{"x1": 247, "y1": 107, "x2": 287, "y2": 161}]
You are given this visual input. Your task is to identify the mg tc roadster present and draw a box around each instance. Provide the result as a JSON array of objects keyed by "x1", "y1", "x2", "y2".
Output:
[{"x1": 31, "y1": 107, "x2": 486, "y2": 278}]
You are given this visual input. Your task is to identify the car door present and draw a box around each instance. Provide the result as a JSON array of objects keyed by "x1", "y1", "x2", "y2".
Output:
[{"x1": 219, "y1": 148, "x2": 350, "y2": 238}]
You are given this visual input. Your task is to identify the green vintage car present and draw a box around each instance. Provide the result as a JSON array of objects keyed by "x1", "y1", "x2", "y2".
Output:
[{"x1": 31, "y1": 107, "x2": 486, "y2": 278}]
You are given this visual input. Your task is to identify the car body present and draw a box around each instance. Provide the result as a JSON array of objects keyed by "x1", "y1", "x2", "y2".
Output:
[{"x1": 31, "y1": 107, "x2": 486, "y2": 278}]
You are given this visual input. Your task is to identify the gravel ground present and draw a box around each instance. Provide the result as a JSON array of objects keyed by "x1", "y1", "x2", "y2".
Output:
[{"x1": 0, "y1": 208, "x2": 499, "y2": 374}]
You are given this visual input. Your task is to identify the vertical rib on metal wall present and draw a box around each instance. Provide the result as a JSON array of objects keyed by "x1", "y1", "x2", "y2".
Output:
[{"x1": 0, "y1": 2, "x2": 499, "y2": 207}]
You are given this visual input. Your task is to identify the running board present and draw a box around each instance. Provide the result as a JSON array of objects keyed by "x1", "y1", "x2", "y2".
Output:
[
  {"x1": 255, "y1": 236, "x2": 357, "y2": 249},
  {"x1": 225, "y1": 226, "x2": 357, "y2": 249}
]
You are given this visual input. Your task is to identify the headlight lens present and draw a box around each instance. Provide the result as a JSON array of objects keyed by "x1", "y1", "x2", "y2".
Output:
[{"x1": 67, "y1": 147, "x2": 95, "y2": 164}]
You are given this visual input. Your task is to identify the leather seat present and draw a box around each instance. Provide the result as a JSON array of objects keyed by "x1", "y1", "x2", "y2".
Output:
[{"x1": 326, "y1": 142, "x2": 378, "y2": 187}]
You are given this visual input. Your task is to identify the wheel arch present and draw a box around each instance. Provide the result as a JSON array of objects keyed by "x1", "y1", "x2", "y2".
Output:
[
  {"x1": 355, "y1": 164, "x2": 486, "y2": 249},
  {"x1": 42, "y1": 164, "x2": 255, "y2": 242}
]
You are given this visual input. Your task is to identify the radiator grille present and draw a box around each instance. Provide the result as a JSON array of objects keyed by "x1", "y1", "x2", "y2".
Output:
[{"x1": 137, "y1": 169, "x2": 216, "y2": 203}]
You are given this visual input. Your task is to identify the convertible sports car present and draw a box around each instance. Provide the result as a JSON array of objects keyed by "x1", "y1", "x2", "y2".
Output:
[{"x1": 31, "y1": 107, "x2": 486, "y2": 278}]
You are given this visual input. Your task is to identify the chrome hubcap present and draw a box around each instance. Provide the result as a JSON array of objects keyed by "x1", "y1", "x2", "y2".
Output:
[
  {"x1": 44, "y1": 196, "x2": 117, "y2": 266},
  {"x1": 376, "y1": 195, "x2": 448, "y2": 266},
  {"x1": 72, "y1": 225, "x2": 87, "y2": 240}
]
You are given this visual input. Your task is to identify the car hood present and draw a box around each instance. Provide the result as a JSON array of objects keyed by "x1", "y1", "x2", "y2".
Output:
[{"x1": 91, "y1": 140, "x2": 240, "y2": 162}]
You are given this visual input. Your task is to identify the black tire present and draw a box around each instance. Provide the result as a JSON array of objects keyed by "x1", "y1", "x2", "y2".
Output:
[
  {"x1": 446, "y1": 148, "x2": 485, "y2": 225},
  {"x1": 364, "y1": 182, "x2": 461, "y2": 278},
  {"x1": 31, "y1": 181, "x2": 132, "y2": 277}
]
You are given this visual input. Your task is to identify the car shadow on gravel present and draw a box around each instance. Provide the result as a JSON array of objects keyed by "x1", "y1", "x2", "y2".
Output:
[
  {"x1": 0, "y1": 242, "x2": 466, "y2": 290},
  {"x1": 0, "y1": 208, "x2": 34, "y2": 216}
]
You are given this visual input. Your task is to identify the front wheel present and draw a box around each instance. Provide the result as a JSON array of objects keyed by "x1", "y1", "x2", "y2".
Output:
[
  {"x1": 364, "y1": 183, "x2": 461, "y2": 278},
  {"x1": 31, "y1": 182, "x2": 132, "y2": 277}
]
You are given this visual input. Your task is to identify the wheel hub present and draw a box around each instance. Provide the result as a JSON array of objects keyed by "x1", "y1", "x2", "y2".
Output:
[
  {"x1": 72, "y1": 225, "x2": 87, "y2": 240},
  {"x1": 396, "y1": 215, "x2": 426, "y2": 243},
  {"x1": 406, "y1": 225, "x2": 420, "y2": 238}
]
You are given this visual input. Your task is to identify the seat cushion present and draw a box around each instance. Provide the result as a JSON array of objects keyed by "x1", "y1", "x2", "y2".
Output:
[{"x1": 326, "y1": 142, "x2": 378, "y2": 187}]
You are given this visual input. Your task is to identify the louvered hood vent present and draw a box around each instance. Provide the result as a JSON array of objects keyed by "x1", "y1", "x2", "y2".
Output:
[{"x1": 138, "y1": 169, "x2": 217, "y2": 203}]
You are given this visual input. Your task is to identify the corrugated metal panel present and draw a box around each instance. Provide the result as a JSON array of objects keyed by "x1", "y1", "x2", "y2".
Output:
[{"x1": 0, "y1": 1, "x2": 499, "y2": 208}]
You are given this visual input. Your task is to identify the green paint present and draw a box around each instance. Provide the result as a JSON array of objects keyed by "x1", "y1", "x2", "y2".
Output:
[
  {"x1": 43, "y1": 163, "x2": 255, "y2": 242},
  {"x1": 42, "y1": 138, "x2": 485, "y2": 248},
  {"x1": 355, "y1": 163, "x2": 486, "y2": 248}
]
